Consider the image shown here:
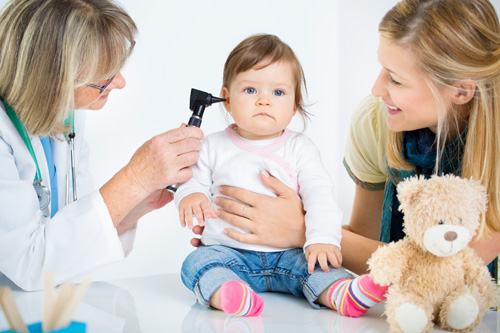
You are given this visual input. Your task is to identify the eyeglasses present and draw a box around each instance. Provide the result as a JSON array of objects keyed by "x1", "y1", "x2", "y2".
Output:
[{"x1": 85, "y1": 75, "x2": 115, "y2": 94}]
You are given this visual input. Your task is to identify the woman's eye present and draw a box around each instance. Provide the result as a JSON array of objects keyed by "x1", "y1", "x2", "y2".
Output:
[
  {"x1": 389, "y1": 76, "x2": 401, "y2": 86},
  {"x1": 273, "y1": 90, "x2": 285, "y2": 97},
  {"x1": 244, "y1": 88, "x2": 256, "y2": 94}
]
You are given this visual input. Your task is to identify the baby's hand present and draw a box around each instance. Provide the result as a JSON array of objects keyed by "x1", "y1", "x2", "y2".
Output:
[
  {"x1": 305, "y1": 244, "x2": 342, "y2": 274},
  {"x1": 178, "y1": 193, "x2": 217, "y2": 229}
]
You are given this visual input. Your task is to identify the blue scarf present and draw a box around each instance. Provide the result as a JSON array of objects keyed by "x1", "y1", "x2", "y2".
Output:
[{"x1": 380, "y1": 128, "x2": 466, "y2": 243}]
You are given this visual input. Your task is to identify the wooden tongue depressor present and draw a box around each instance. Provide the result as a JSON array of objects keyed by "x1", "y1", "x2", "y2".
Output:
[
  {"x1": 46, "y1": 283, "x2": 75, "y2": 331},
  {"x1": 52, "y1": 278, "x2": 91, "y2": 330},
  {"x1": 42, "y1": 271, "x2": 56, "y2": 332},
  {"x1": 0, "y1": 287, "x2": 28, "y2": 333}
]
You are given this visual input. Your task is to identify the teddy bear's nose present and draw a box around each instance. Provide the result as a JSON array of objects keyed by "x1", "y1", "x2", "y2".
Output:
[{"x1": 444, "y1": 231, "x2": 458, "y2": 241}]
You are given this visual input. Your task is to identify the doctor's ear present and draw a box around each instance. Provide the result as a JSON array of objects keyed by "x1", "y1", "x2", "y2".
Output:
[
  {"x1": 451, "y1": 79, "x2": 476, "y2": 105},
  {"x1": 222, "y1": 87, "x2": 231, "y2": 112}
]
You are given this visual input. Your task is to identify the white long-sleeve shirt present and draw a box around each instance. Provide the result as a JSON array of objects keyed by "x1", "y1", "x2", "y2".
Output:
[
  {"x1": 0, "y1": 104, "x2": 135, "y2": 291},
  {"x1": 175, "y1": 125, "x2": 342, "y2": 252}
]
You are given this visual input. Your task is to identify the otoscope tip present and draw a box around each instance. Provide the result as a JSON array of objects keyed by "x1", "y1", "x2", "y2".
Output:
[{"x1": 210, "y1": 96, "x2": 226, "y2": 104}]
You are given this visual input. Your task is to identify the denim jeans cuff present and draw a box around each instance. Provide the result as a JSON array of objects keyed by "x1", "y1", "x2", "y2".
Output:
[
  {"x1": 302, "y1": 268, "x2": 354, "y2": 309},
  {"x1": 193, "y1": 265, "x2": 242, "y2": 308}
]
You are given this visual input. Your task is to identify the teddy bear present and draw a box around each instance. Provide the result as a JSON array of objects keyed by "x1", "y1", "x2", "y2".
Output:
[{"x1": 368, "y1": 174, "x2": 496, "y2": 333}]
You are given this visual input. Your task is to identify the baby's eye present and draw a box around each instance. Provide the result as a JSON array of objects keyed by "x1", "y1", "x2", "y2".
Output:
[
  {"x1": 273, "y1": 90, "x2": 285, "y2": 97},
  {"x1": 244, "y1": 88, "x2": 256, "y2": 94},
  {"x1": 438, "y1": 220, "x2": 444, "y2": 225},
  {"x1": 458, "y1": 217, "x2": 463, "y2": 225}
]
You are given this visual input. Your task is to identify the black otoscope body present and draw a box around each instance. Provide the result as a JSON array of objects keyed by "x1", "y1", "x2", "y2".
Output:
[{"x1": 166, "y1": 88, "x2": 225, "y2": 193}]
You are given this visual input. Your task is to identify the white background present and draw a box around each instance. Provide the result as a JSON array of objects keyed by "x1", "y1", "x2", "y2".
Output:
[
  {"x1": 3, "y1": 0, "x2": 499, "y2": 281},
  {"x1": 84, "y1": 0, "x2": 398, "y2": 281},
  {"x1": 85, "y1": 0, "x2": 500, "y2": 281}
]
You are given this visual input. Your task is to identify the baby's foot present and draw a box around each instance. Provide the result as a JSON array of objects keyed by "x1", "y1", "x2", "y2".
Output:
[
  {"x1": 219, "y1": 280, "x2": 264, "y2": 317},
  {"x1": 329, "y1": 274, "x2": 387, "y2": 317}
]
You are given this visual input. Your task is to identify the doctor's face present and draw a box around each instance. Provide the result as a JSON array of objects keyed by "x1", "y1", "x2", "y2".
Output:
[{"x1": 74, "y1": 72, "x2": 126, "y2": 110}]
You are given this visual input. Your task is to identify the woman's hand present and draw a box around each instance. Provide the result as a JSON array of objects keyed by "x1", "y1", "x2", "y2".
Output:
[
  {"x1": 101, "y1": 124, "x2": 204, "y2": 228},
  {"x1": 215, "y1": 170, "x2": 306, "y2": 248}
]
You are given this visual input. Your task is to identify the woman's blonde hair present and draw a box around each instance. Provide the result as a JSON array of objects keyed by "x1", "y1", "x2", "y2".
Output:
[
  {"x1": 380, "y1": 0, "x2": 500, "y2": 238},
  {"x1": 222, "y1": 34, "x2": 310, "y2": 127},
  {"x1": 0, "y1": 0, "x2": 137, "y2": 136}
]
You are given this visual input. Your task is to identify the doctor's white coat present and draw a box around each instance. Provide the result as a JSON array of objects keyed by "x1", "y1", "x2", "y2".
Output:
[{"x1": 0, "y1": 105, "x2": 135, "y2": 291}]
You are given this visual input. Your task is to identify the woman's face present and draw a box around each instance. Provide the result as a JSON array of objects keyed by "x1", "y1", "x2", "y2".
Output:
[
  {"x1": 74, "y1": 72, "x2": 126, "y2": 110},
  {"x1": 371, "y1": 36, "x2": 453, "y2": 133}
]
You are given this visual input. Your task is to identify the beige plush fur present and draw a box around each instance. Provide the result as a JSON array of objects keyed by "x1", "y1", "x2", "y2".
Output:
[{"x1": 368, "y1": 175, "x2": 496, "y2": 333}]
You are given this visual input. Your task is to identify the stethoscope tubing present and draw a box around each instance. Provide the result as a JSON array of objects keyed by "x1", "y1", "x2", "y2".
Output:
[{"x1": 3, "y1": 99, "x2": 77, "y2": 211}]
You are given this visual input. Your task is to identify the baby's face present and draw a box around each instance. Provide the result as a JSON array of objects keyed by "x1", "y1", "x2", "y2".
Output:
[{"x1": 222, "y1": 61, "x2": 296, "y2": 140}]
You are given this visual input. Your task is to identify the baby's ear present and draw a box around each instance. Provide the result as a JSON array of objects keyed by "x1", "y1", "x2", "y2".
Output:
[
  {"x1": 396, "y1": 175, "x2": 427, "y2": 213},
  {"x1": 222, "y1": 87, "x2": 231, "y2": 112}
]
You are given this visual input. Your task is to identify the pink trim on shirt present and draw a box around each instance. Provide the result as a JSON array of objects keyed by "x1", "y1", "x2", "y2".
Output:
[{"x1": 225, "y1": 125, "x2": 299, "y2": 194}]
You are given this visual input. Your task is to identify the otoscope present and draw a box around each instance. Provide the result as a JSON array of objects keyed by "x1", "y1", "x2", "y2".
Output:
[{"x1": 166, "y1": 88, "x2": 225, "y2": 193}]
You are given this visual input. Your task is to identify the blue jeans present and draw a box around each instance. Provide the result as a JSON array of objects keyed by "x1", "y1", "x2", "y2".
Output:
[{"x1": 181, "y1": 245, "x2": 353, "y2": 309}]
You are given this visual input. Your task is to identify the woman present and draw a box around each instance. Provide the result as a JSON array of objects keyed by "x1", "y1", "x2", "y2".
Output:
[
  {"x1": 0, "y1": 0, "x2": 203, "y2": 291},
  {"x1": 202, "y1": 0, "x2": 500, "y2": 276}
]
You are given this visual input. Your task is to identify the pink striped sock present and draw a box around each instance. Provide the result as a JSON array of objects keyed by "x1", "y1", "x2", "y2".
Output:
[
  {"x1": 328, "y1": 274, "x2": 388, "y2": 317},
  {"x1": 219, "y1": 280, "x2": 264, "y2": 317}
]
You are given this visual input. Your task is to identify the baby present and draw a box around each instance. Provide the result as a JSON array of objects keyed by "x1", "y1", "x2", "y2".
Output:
[{"x1": 175, "y1": 34, "x2": 386, "y2": 317}]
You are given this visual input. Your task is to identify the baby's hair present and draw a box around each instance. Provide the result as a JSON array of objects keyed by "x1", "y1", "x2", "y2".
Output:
[{"x1": 222, "y1": 34, "x2": 310, "y2": 127}]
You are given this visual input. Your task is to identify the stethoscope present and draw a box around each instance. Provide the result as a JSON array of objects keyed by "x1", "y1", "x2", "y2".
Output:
[{"x1": 2, "y1": 100, "x2": 77, "y2": 213}]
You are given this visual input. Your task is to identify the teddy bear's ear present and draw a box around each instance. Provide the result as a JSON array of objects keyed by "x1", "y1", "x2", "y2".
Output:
[{"x1": 396, "y1": 175, "x2": 427, "y2": 212}]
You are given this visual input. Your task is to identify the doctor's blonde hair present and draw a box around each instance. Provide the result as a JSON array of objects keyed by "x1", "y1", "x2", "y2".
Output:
[
  {"x1": 381, "y1": 0, "x2": 500, "y2": 239},
  {"x1": 0, "y1": 0, "x2": 137, "y2": 136}
]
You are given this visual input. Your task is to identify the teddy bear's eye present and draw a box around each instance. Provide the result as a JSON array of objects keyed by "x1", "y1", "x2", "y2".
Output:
[{"x1": 438, "y1": 220, "x2": 444, "y2": 225}]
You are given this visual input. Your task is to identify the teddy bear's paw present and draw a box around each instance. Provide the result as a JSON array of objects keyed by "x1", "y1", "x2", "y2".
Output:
[
  {"x1": 395, "y1": 302, "x2": 428, "y2": 333},
  {"x1": 445, "y1": 293, "x2": 479, "y2": 330}
]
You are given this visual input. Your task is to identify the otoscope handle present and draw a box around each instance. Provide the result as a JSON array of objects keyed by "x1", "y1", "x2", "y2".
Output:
[
  {"x1": 187, "y1": 104, "x2": 206, "y2": 127},
  {"x1": 166, "y1": 89, "x2": 225, "y2": 194}
]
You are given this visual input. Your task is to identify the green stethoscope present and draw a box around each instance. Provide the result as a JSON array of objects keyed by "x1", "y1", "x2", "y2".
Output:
[{"x1": 2, "y1": 100, "x2": 77, "y2": 212}]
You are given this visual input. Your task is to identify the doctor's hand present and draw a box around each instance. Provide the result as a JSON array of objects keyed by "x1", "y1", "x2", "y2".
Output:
[
  {"x1": 191, "y1": 170, "x2": 306, "y2": 248},
  {"x1": 101, "y1": 124, "x2": 203, "y2": 228},
  {"x1": 126, "y1": 124, "x2": 204, "y2": 193}
]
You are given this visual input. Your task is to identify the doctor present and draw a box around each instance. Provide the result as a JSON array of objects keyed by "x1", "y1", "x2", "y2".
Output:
[{"x1": 0, "y1": 0, "x2": 203, "y2": 291}]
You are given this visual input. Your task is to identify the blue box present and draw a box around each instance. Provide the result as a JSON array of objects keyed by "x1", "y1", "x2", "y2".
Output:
[{"x1": 1, "y1": 321, "x2": 85, "y2": 333}]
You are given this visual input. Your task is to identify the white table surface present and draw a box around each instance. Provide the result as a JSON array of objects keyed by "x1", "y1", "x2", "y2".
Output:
[{"x1": 0, "y1": 273, "x2": 498, "y2": 332}]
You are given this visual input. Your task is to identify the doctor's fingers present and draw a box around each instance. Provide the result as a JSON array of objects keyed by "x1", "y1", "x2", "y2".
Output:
[
  {"x1": 156, "y1": 136, "x2": 202, "y2": 158},
  {"x1": 168, "y1": 165, "x2": 194, "y2": 186},
  {"x1": 162, "y1": 125, "x2": 204, "y2": 144}
]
